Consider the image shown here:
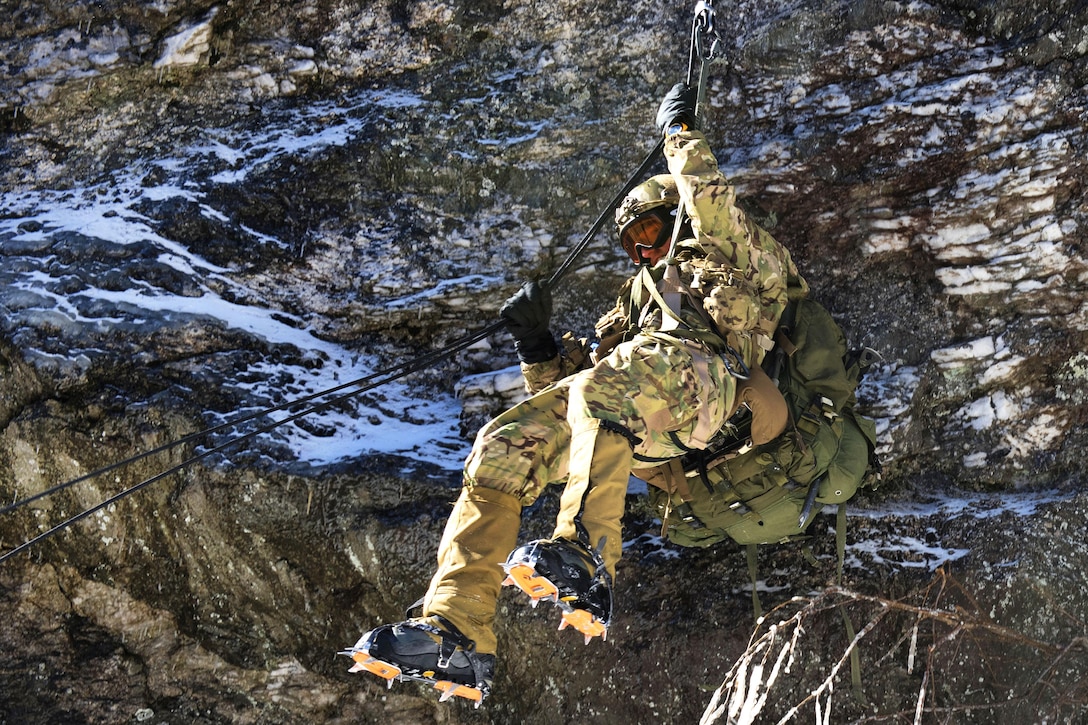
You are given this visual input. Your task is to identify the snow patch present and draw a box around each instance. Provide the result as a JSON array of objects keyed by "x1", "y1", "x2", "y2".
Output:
[
  {"x1": 846, "y1": 488, "x2": 1072, "y2": 570},
  {"x1": 153, "y1": 8, "x2": 219, "y2": 70},
  {"x1": 847, "y1": 532, "x2": 969, "y2": 571},
  {"x1": 0, "y1": 87, "x2": 470, "y2": 471},
  {"x1": 856, "y1": 363, "x2": 919, "y2": 457}
]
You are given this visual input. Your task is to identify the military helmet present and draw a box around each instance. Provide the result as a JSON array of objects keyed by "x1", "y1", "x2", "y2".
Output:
[
  {"x1": 615, "y1": 174, "x2": 681, "y2": 265},
  {"x1": 615, "y1": 174, "x2": 680, "y2": 230}
]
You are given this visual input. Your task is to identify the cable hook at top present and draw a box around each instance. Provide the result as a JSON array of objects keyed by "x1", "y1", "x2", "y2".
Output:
[
  {"x1": 687, "y1": 0, "x2": 724, "y2": 85},
  {"x1": 694, "y1": 0, "x2": 717, "y2": 54},
  {"x1": 684, "y1": 0, "x2": 726, "y2": 135}
]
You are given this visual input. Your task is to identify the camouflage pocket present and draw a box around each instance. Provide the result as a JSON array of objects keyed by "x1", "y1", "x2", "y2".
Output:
[
  {"x1": 702, "y1": 282, "x2": 761, "y2": 332},
  {"x1": 680, "y1": 258, "x2": 761, "y2": 333}
]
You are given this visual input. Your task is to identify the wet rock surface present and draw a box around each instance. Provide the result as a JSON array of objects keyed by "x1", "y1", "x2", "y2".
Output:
[{"x1": 2, "y1": 0, "x2": 1087, "y2": 722}]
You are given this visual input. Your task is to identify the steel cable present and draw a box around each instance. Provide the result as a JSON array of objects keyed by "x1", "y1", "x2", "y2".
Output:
[
  {"x1": 0, "y1": 143, "x2": 663, "y2": 563},
  {"x1": 2, "y1": 0, "x2": 731, "y2": 562}
]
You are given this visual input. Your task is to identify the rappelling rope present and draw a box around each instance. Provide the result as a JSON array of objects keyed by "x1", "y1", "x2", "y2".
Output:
[
  {"x1": 0, "y1": 138, "x2": 663, "y2": 565},
  {"x1": 0, "y1": 2, "x2": 722, "y2": 564},
  {"x1": 0, "y1": 327, "x2": 494, "y2": 518},
  {"x1": 0, "y1": 324, "x2": 499, "y2": 564}
]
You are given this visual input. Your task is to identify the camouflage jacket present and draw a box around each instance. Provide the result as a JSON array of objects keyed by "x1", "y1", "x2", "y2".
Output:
[{"x1": 523, "y1": 131, "x2": 808, "y2": 395}]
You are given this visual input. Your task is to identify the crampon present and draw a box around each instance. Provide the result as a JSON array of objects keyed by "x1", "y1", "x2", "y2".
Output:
[
  {"x1": 340, "y1": 617, "x2": 494, "y2": 708},
  {"x1": 501, "y1": 537, "x2": 613, "y2": 644}
]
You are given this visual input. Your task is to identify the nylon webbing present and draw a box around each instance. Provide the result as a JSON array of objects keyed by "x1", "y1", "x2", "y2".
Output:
[
  {"x1": 746, "y1": 543, "x2": 762, "y2": 618},
  {"x1": 835, "y1": 503, "x2": 865, "y2": 701}
]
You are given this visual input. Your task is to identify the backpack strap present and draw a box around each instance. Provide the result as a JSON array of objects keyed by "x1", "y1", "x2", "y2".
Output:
[
  {"x1": 664, "y1": 457, "x2": 705, "y2": 532},
  {"x1": 835, "y1": 503, "x2": 847, "y2": 585}
]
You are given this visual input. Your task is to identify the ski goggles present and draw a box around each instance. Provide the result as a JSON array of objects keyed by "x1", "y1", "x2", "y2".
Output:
[{"x1": 619, "y1": 208, "x2": 674, "y2": 265}]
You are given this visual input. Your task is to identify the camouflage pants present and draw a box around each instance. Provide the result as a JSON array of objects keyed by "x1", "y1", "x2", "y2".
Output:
[
  {"x1": 465, "y1": 334, "x2": 736, "y2": 500},
  {"x1": 423, "y1": 335, "x2": 735, "y2": 653}
]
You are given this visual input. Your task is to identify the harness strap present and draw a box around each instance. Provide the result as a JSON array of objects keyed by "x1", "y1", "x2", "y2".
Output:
[
  {"x1": 659, "y1": 264, "x2": 685, "y2": 332},
  {"x1": 834, "y1": 502, "x2": 866, "y2": 703},
  {"x1": 663, "y1": 457, "x2": 705, "y2": 530},
  {"x1": 664, "y1": 457, "x2": 692, "y2": 502},
  {"x1": 689, "y1": 348, "x2": 718, "y2": 448},
  {"x1": 635, "y1": 264, "x2": 754, "y2": 394},
  {"x1": 636, "y1": 265, "x2": 685, "y2": 331},
  {"x1": 746, "y1": 544, "x2": 762, "y2": 619}
]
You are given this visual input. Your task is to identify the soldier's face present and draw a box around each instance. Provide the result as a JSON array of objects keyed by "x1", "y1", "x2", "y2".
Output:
[{"x1": 620, "y1": 209, "x2": 673, "y2": 266}]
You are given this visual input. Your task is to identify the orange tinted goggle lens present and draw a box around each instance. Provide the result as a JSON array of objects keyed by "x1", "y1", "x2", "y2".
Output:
[{"x1": 621, "y1": 214, "x2": 666, "y2": 263}]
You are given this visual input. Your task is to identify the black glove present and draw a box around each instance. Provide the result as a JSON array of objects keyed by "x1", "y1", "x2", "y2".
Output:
[
  {"x1": 500, "y1": 280, "x2": 558, "y2": 364},
  {"x1": 655, "y1": 82, "x2": 699, "y2": 137}
]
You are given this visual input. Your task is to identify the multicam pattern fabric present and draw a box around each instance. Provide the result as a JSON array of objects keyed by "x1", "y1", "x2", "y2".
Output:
[
  {"x1": 541, "y1": 131, "x2": 809, "y2": 382},
  {"x1": 466, "y1": 129, "x2": 805, "y2": 543},
  {"x1": 465, "y1": 335, "x2": 734, "y2": 506},
  {"x1": 664, "y1": 131, "x2": 809, "y2": 354}
]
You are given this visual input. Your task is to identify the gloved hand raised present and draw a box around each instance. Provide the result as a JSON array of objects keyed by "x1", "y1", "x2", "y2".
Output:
[
  {"x1": 655, "y1": 82, "x2": 699, "y2": 137},
  {"x1": 500, "y1": 280, "x2": 558, "y2": 364}
]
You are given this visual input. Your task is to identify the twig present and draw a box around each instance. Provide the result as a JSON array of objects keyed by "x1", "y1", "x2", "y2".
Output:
[{"x1": 774, "y1": 607, "x2": 889, "y2": 725}]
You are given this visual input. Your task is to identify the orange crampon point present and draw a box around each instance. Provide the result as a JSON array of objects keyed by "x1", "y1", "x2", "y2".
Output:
[
  {"x1": 347, "y1": 650, "x2": 486, "y2": 707},
  {"x1": 558, "y1": 607, "x2": 608, "y2": 643},
  {"x1": 502, "y1": 561, "x2": 560, "y2": 603},
  {"x1": 503, "y1": 560, "x2": 609, "y2": 643},
  {"x1": 348, "y1": 653, "x2": 400, "y2": 683},
  {"x1": 433, "y1": 679, "x2": 485, "y2": 705}
]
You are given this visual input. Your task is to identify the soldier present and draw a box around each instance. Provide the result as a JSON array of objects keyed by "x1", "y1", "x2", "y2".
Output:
[{"x1": 344, "y1": 83, "x2": 809, "y2": 705}]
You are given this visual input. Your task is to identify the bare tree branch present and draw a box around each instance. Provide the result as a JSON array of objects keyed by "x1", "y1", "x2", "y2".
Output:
[{"x1": 701, "y1": 570, "x2": 1088, "y2": 725}]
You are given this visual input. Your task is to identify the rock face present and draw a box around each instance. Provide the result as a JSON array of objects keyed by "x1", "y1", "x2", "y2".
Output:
[{"x1": 1, "y1": 0, "x2": 1087, "y2": 723}]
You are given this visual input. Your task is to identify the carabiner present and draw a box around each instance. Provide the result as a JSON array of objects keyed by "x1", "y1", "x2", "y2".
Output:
[
  {"x1": 693, "y1": 0, "x2": 717, "y2": 57},
  {"x1": 687, "y1": 0, "x2": 725, "y2": 87},
  {"x1": 721, "y1": 347, "x2": 751, "y2": 380}
]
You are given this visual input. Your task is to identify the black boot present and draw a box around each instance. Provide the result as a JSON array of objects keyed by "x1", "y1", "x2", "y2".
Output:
[
  {"x1": 342, "y1": 617, "x2": 495, "y2": 707},
  {"x1": 502, "y1": 537, "x2": 613, "y2": 643}
]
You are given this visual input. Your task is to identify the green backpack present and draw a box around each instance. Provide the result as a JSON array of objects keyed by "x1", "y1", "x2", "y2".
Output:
[{"x1": 648, "y1": 298, "x2": 879, "y2": 549}]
